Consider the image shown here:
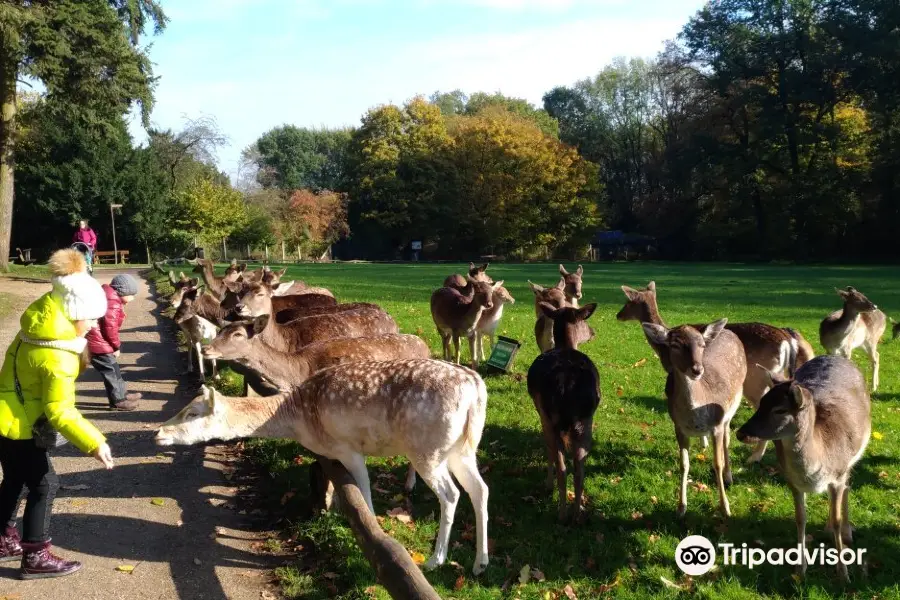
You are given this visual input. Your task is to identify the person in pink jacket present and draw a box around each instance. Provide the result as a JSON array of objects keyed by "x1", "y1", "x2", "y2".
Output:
[{"x1": 72, "y1": 220, "x2": 97, "y2": 269}]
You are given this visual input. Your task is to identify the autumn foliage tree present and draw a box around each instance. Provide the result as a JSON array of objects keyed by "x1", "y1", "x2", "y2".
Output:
[{"x1": 279, "y1": 189, "x2": 349, "y2": 258}]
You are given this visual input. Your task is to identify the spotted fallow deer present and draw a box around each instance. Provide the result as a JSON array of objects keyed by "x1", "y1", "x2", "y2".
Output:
[
  {"x1": 156, "y1": 359, "x2": 490, "y2": 575},
  {"x1": 642, "y1": 319, "x2": 746, "y2": 519},
  {"x1": 819, "y1": 287, "x2": 887, "y2": 392},
  {"x1": 737, "y1": 356, "x2": 871, "y2": 582},
  {"x1": 618, "y1": 281, "x2": 815, "y2": 462}
]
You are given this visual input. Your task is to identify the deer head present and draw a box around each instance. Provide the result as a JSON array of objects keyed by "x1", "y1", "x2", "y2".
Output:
[
  {"x1": 156, "y1": 385, "x2": 231, "y2": 446},
  {"x1": 558, "y1": 264, "x2": 584, "y2": 302},
  {"x1": 538, "y1": 302, "x2": 597, "y2": 350},
  {"x1": 736, "y1": 366, "x2": 808, "y2": 444},
  {"x1": 202, "y1": 321, "x2": 259, "y2": 361},
  {"x1": 469, "y1": 278, "x2": 503, "y2": 311},
  {"x1": 234, "y1": 282, "x2": 274, "y2": 317},
  {"x1": 170, "y1": 278, "x2": 200, "y2": 308},
  {"x1": 836, "y1": 287, "x2": 877, "y2": 313},
  {"x1": 468, "y1": 262, "x2": 492, "y2": 283},
  {"x1": 642, "y1": 319, "x2": 728, "y2": 380},
  {"x1": 617, "y1": 281, "x2": 656, "y2": 322}
]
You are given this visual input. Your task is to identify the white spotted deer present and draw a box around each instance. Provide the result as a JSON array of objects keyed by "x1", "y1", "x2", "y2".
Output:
[
  {"x1": 156, "y1": 359, "x2": 491, "y2": 575},
  {"x1": 642, "y1": 319, "x2": 746, "y2": 518},
  {"x1": 819, "y1": 287, "x2": 887, "y2": 391},
  {"x1": 736, "y1": 356, "x2": 871, "y2": 582}
]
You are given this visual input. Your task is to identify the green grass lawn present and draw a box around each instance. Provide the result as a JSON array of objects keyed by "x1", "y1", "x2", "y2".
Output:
[{"x1": 173, "y1": 262, "x2": 900, "y2": 600}]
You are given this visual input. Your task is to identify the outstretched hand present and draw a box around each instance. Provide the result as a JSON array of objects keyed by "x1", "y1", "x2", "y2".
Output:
[{"x1": 93, "y1": 443, "x2": 114, "y2": 469}]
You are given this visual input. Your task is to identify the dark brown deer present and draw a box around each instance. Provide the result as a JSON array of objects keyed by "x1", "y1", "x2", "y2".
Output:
[
  {"x1": 430, "y1": 278, "x2": 502, "y2": 366},
  {"x1": 618, "y1": 281, "x2": 815, "y2": 462},
  {"x1": 527, "y1": 303, "x2": 600, "y2": 523},
  {"x1": 172, "y1": 285, "x2": 233, "y2": 326},
  {"x1": 737, "y1": 356, "x2": 871, "y2": 582},
  {"x1": 528, "y1": 280, "x2": 594, "y2": 353},
  {"x1": 642, "y1": 319, "x2": 746, "y2": 519},
  {"x1": 819, "y1": 287, "x2": 887, "y2": 391}
]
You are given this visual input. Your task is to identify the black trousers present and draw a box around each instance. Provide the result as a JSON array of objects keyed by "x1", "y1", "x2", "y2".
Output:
[
  {"x1": 0, "y1": 436, "x2": 57, "y2": 543},
  {"x1": 91, "y1": 353, "x2": 127, "y2": 406}
]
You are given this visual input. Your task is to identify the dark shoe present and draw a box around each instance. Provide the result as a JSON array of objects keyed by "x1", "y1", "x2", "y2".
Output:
[
  {"x1": 0, "y1": 526, "x2": 22, "y2": 563},
  {"x1": 110, "y1": 397, "x2": 139, "y2": 411},
  {"x1": 20, "y1": 540, "x2": 82, "y2": 579}
]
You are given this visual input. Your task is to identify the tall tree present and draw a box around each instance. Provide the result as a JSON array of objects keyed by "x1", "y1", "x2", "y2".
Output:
[
  {"x1": 0, "y1": 0, "x2": 166, "y2": 270},
  {"x1": 252, "y1": 126, "x2": 352, "y2": 192}
]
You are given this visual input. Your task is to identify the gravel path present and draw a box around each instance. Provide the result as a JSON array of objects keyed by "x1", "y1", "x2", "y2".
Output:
[{"x1": 0, "y1": 270, "x2": 279, "y2": 599}]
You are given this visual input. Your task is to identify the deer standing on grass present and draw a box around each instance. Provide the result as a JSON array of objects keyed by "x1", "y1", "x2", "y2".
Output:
[
  {"x1": 173, "y1": 297, "x2": 220, "y2": 381},
  {"x1": 642, "y1": 319, "x2": 745, "y2": 518},
  {"x1": 473, "y1": 285, "x2": 515, "y2": 362},
  {"x1": 618, "y1": 281, "x2": 815, "y2": 462},
  {"x1": 444, "y1": 263, "x2": 491, "y2": 290},
  {"x1": 527, "y1": 303, "x2": 600, "y2": 523},
  {"x1": 819, "y1": 287, "x2": 886, "y2": 391},
  {"x1": 736, "y1": 356, "x2": 871, "y2": 582},
  {"x1": 156, "y1": 359, "x2": 491, "y2": 575},
  {"x1": 528, "y1": 280, "x2": 594, "y2": 353},
  {"x1": 557, "y1": 264, "x2": 583, "y2": 307},
  {"x1": 431, "y1": 278, "x2": 502, "y2": 367}
]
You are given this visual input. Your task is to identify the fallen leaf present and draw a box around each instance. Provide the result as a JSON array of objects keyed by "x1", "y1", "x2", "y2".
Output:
[
  {"x1": 388, "y1": 507, "x2": 412, "y2": 524},
  {"x1": 649, "y1": 534, "x2": 660, "y2": 543},
  {"x1": 193, "y1": 558, "x2": 202, "y2": 566},
  {"x1": 323, "y1": 572, "x2": 338, "y2": 579},
  {"x1": 260, "y1": 591, "x2": 277, "y2": 600},
  {"x1": 660, "y1": 576, "x2": 684, "y2": 590},
  {"x1": 61, "y1": 484, "x2": 89, "y2": 491},
  {"x1": 650, "y1": 495, "x2": 658, "y2": 504},
  {"x1": 695, "y1": 453, "x2": 707, "y2": 462},
  {"x1": 631, "y1": 511, "x2": 643, "y2": 520},
  {"x1": 873, "y1": 431, "x2": 884, "y2": 440},
  {"x1": 364, "y1": 586, "x2": 378, "y2": 598},
  {"x1": 115, "y1": 565, "x2": 135, "y2": 573},
  {"x1": 692, "y1": 482, "x2": 710, "y2": 493},
  {"x1": 563, "y1": 584, "x2": 578, "y2": 599},
  {"x1": 596, "y1": 575, "x2": 621, "y2": 594},
  {"x1": 616, "y1": 386, "x2": 624, "y2": 397},
  {"x1": 519, "y1": 564, "x2": 531, "y2": 585},
  {"x1": 150, "y1": 498, "x2": 165, "y2": 507},
  {"x1": 454, "y1": 574, "x2": 465, "y2": 590},
  {"x1": 791, "y1": 573, "x2": 802, "y2": 584},
  {"x1": 531, "y1": 568, "x2": 546, "y2": 582},
  {"x1": 392, "y1": 493, "x2": 406, "y2": 503},
  {"x1": 280, "y1": 491, "x2": 295, "y2": 505},
  {"x1": 632, "y1": 358, "x2": 648, "y2": 368},
  {"x1": 410, "y1": 551, "x2": 427, "y2": 565},
  {"x1": 879, "y1": 471, "x2": 889, "y2": 479}
]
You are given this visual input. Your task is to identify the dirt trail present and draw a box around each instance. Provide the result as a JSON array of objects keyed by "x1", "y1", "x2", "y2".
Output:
[{"x1": 0, "y1": 271, "x2": 279, "y2": 599}]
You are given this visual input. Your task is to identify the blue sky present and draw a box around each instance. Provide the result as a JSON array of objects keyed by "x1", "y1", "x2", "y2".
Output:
[{"x1": 132, "y1": 0, "x2": 707, "y2": 178}]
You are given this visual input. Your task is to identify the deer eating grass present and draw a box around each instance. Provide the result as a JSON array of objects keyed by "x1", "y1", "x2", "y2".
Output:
[
  {"x1": 642, "y1": 319, "x2": 746, "y2": 518},
  {"x1": 431, "y1": 278, "x2": 502, "y2": 366},
  {"x1": 819, "y1": 287, "x2": 886, "y2": 391},
  {"x1": 736, "y1": 356, "x2": 871, "y2": 582},
  {"x1": 527, "y1": 303, "x2": 601, "y2": 523},
  {"x1": 528, "y1": 280, "x2": 594, "y2": 353},
  {"x1": 618, "y1": 281, "x2": 815, "y2": 462},
  {"x1": 156, "y1": 359, "x2": 491, "y2": 575}
]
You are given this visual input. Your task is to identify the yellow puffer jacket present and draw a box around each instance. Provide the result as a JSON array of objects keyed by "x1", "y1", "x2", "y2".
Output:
[{"x1": 0, "y1": 292, "x2": 106, "y2": 454}]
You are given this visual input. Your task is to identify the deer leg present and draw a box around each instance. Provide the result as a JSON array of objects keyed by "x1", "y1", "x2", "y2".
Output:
[
  {"x1": 829, "y1": 483, "x2": 849, "y2": 582},
  {"x1": 419, "y1": 463, "x2": 460, "y2": 571},
  {"x1": 438, "y1": 330, "x2": 450, "y2": 361},
  {"x1": 195, "y1": 342, "x2": 205, "y2": 379},
  {"x1": 211, "y1": 357, "x2": 220, "y2": 381},
  {"x1": 841, "y1": 484, "x2": 854, "y2": 545},
  {"x1": 339, "y1": 453, "x2": 373, "y2": 514},
  {"x1": 712, "y1": 426, "x2": 731, "y2": 517},
  {"x1": 448, "y1": 452, "x2": 490, "y2": 575},
  {"x1": 555, "y1": 442, "x2": 568, "y2": 524},
  {"x1": 186, "y1": 345, "x2": 194, "y2": 373},
  {"x1": 573, "y1": 421, "x2": 591, "y2": 524},
  {"x1": 792, "y1": 487, "x2": 807, "y2": 577},
  {"x1": 868, "y1": 341, "x2": 880, "y2": 392},
  {"x1": 722, "y1": 417, "x2": 734, "y2": 487},
  {"x1": 701, "y1": 435, "x2": 709, "y2": 449},
  {"x1": 675, "y1": 429, "x2": 690, "y2": 519},
  {"x1": 403, "y1": 463, "x2": 417, "y2": 494},
  {"x1": 452, "y1": 334, "x2": 461, "y2": 365},
  {"x1": 537, "y1": 408, "x2": 557, "y2": 493},
  {"x1": 467, "y1": 333, "x2": 478, "y2": 368}
]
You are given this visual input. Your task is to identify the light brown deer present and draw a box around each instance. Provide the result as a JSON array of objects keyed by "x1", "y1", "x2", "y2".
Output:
[
  {"x1": 618, "y1": 281, "x2": 815, "y2": 462},
  {"x1": 558, "y1": 264, "x2": 584, "y2": 307},
  {"x1": 430, "y1": 278, "x2": 502, "y2": 366},
  {"x1": 191, "y1": 258, "x2": 242, "y2": 300},
  {"x1": 220, "y1": 281, "x2": 336, "y2": 323},
  {"x1": 443, "y1": 263, "x2": 491, "y2": 290},
  {"x1": 156, "y1": 359, "x2": 491, "y2": 575},
  {"x1": 528, "y1": 280, "x2": 594, "y2": 353},
  {"x1": 473, "y1": 285, "x2": 515, "y2": 362},
  {"x1": 261, "y1": 267, "x2": 334, "y2": 298},
  {"x1": 642, "y1": 319, "x2": 746, "y2": 518},
  {"x1": 819, "y1": 287, "x2": 887, "y2": 391},
  {"x1": 737, "y1": 356, "x2": 871, "y2": 582}
]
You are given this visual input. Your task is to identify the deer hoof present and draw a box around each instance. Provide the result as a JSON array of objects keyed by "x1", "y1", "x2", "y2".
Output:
[
  {"x1": 424, "y1": 556, "x2": 442, "y2": 571},
  {"x1": 472, "y1": 561, "x2": 488, "y2": 576},
  {"x1": 676, "y1": 503, "x2": 687, "y2": 519},
  {"x1": 573, "y1": 507, "x2": 588, "y2": 525}
]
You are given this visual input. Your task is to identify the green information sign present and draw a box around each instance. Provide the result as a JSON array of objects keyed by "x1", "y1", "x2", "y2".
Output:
[{"x1": 485, "y1": 336, "x2": 522, "y2": 372}]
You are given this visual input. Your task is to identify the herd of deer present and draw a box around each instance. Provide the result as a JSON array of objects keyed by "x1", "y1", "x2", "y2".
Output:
[{"x1": 155, "y1": 259, "x2": 886, "y2": 581}]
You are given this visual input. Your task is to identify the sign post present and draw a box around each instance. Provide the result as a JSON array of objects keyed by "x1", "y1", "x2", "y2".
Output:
[
  {"x1": 485, "y1": 336, "x2": 522, "y2": 372},
  {"x1": 109, "y1": 203, "x2": 123, "y2": 265}
]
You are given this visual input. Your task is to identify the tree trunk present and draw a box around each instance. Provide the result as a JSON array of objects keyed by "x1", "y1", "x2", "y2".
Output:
[{"x1": 0, "y1": 46, "x2": 17, "y2": 272}]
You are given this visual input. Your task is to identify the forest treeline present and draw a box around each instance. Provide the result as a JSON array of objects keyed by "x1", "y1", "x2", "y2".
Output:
[{"x1": 4, "y1": 0, "x2": 899, "y2": 264}]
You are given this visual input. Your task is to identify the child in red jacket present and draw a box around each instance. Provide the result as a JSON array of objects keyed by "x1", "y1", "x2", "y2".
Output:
[{"x1": 86, "y1": 274, "x2": 142, "y2": 411}]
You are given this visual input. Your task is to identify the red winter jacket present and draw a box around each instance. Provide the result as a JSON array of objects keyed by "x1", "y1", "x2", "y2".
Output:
[{"x1": 87, "y1": 284, "x2": 125, "y2": 355}]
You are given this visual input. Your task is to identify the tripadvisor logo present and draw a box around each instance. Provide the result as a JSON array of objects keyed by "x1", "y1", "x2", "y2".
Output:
[{"x1": 675, "y1": 535, "x2": 867, "y2": 575}]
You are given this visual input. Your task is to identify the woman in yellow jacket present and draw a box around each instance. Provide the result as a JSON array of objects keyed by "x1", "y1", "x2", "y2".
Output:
[{"x1": 0, "y1": 249, "x2": 115, "y2": 579}]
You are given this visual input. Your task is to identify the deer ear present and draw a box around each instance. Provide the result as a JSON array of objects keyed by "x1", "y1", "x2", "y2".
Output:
[
  {"x1": 559, "y1": 264, "x2": 569, "y2": 276},
  {"x1": 621, "y1": 285, "x2": 639, "y2": 301},
  {"x1": 277, "y1": 268, "x2": 286, "y2": 277},
  {"x1": 791, "y1": 384, "x2": 811, "y2": 411},
  {"x1": 492, "y1": 280, "x2": 504, "y2": 291},
  {"x1": 576, "y1": 303, "x2": 597, "y2": 321},
  {"x1": 481, "y1": 263, "x2": 489, "y2": 272},
  {"x1": 576, "y1": 265, "x2": 583, "y2": 276},
  {"x1": 168, "y1": 271, "x2": 177, "y2": 285},
  {"x1": 836, "y1": 287, "x2": 850, "y2": 298},
  {"x1": 538, "y1": 301, "x2": 561, "y2": 320},
  {"x1": 528, "y1": 280, "x2": 545, "y2": 294},
  {"x1": 555, "y1": 278, "x2": 565, "y2": 290},
  {"x1": 647, "y1": 281, "x2": 656, "y2": 291},
  {"x1": 755, "y1": 363, "x2": 788, "y2": 387},
  {"x1": 642, "y1": 322, "x2": 669, "y2": 345},
  {"x1": 469, "y1": 262, "x2": 477, "y2": 271},
  {"x1": 703, "y1": 318, "x2": 728, "y2": 342},
  {"x1": 224, "y1": 280, "x2": 241, "y2": 293}
]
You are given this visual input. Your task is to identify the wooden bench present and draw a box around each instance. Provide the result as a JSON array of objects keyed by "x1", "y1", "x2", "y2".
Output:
[{"x1": 94, "y1": 250, "x2": 129, "y2": 264}]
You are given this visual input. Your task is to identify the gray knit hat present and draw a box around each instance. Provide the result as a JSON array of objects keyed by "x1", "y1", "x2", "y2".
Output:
[{"x1": 110, "y1": 274, "x2": 139, "y2": 297}]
